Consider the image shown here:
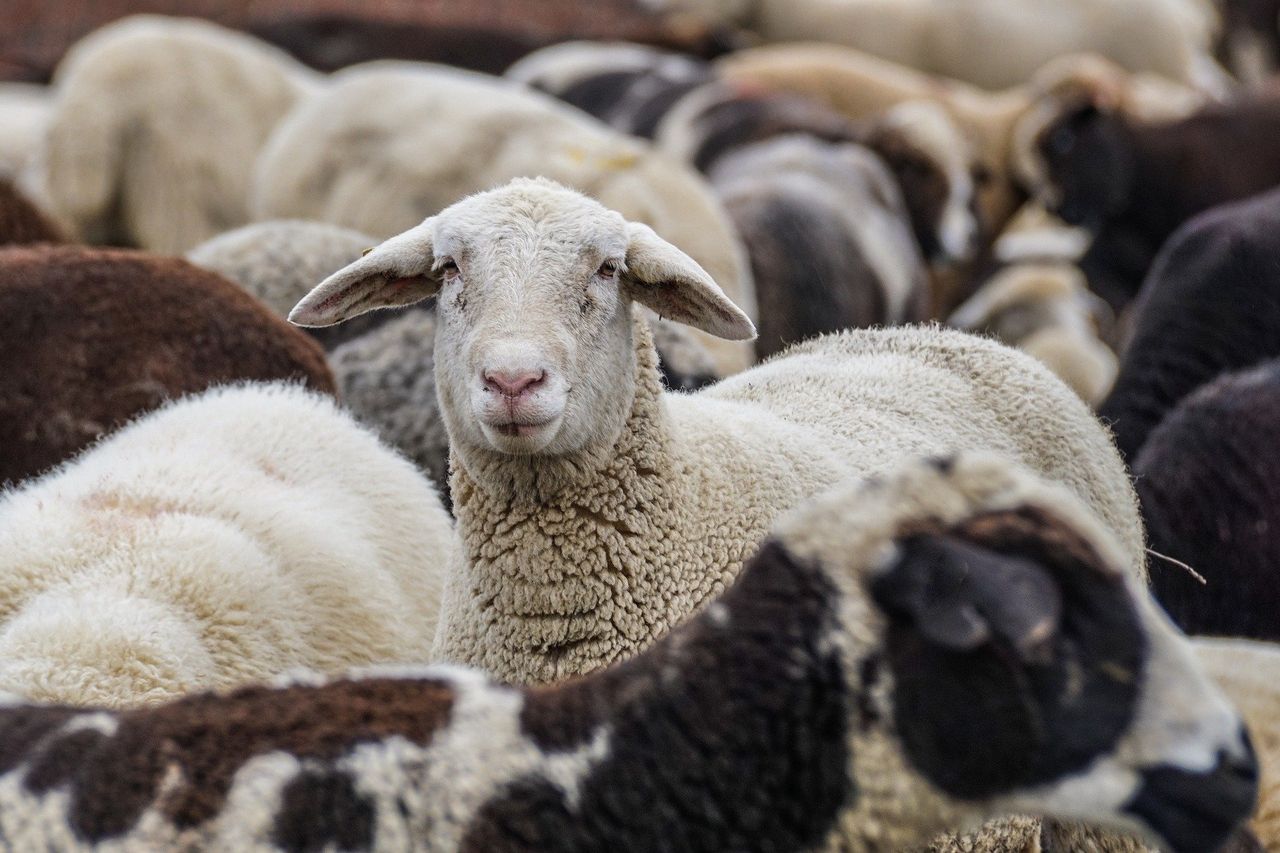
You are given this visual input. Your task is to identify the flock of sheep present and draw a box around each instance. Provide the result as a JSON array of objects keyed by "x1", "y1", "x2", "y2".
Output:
[{"x1": 0, "y1": 0, "x2": 1278, "y2": 850}]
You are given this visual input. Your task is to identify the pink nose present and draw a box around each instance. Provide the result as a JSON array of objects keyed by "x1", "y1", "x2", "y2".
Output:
[{"x1": 483, "y1": 368, "x2": 546, "y2": 398}]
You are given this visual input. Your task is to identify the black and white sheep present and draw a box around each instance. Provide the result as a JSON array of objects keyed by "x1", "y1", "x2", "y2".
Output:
[
  {"x1": 0, "y1": 244, "x2": 334, "y2": 486},
  {"x1": 1098, "y1": 187, "x2": 1280, "y2": 463},
  {"x1": 707, "y1": 134, "x2": 929, "y2": 358},
  {"x1": 0, "y1": 455, "x2": 1256, "y2": 853}
]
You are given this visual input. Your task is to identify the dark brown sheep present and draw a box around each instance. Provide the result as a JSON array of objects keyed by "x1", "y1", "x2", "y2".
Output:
[
  {"x1": 1136, "y1": 360, "x2": 1280, "y2": 642},
  {"x1": 1015, "y1": 85, "x2": 1280, "y2": 310},
  {"x1": 0, "y1": 245, "x2": 334, "y2": 485},
  {"x1": 1099, "y1": 188, "x2": 1280, "y2": 463},
  {"x1": 0, "y1": 179, "x2": 64, "y2": 246}
]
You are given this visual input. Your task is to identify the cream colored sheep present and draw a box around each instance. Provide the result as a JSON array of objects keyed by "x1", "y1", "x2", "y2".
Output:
[
  {"x1": 1194, "y1": 637, "x2": 1280, "y2": 847},
  {"x1": 680, "y1": 0, "x2": 1226, "y2": 91},
  {"x1": 39, "y1": 15, "x2": 320, "y2": 252},
  {"x1": 291, "y1": 177, "x2": 1143, "y2": 685},
  {"x1": 254, "y1": 61, "x2": 756, "y2": 376},
  {"x1": 0, "y1": 83, "x2": 49, "y2": 182},
  {"x1": 0, "y1": 382, "x2": 453, "y2": 709},
  {"x1": 949, "y1": 263, "x2": 1118, "y2": 405},
  {"x1": 0, "y1": 455, "x2": 1256, "y2": 852}
]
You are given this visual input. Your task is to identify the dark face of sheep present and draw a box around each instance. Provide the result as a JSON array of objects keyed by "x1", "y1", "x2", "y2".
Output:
[
  {"x1": 289, "y1": 178, "x2": 753, "y2": 459},
  {"x1": 1026, "y1": 104, "x2": 1134, "y2": 229}
]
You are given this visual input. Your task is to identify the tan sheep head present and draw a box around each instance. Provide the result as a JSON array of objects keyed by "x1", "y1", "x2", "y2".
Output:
[{"x1": 291, "y1": 178, "x2": 754, "y2": 458}]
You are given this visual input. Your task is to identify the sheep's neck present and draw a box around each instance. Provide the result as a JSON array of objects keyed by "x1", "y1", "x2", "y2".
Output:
[
  {"x1": 445, "y1": 320, "x2": 689, "y2": 682},
  {"x1": 462, "y1": 539, "x2": 862, "y2": 851}
]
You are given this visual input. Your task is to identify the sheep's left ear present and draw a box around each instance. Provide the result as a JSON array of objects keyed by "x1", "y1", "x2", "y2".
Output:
[
  {"x1": 289, "y1": 218, "x2": 439, "y2": 327},
  {"x1": 622, "y1": 222, "x2": 755, "y2": 341}
]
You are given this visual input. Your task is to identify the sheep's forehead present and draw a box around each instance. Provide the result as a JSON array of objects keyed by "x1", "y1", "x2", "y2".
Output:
[
  {"x1": 883, "y1": 103, "x2": 970, "y2": 174},
  {"x1": 435, "y1": 182, "x2": 629, "y2": 268}
]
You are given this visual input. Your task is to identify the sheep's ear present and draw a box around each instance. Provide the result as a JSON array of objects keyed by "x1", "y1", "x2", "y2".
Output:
[
  {"x1": 621, "y1": 222, "x2": 755, "y2": 341},
  {"x1": 870, "y1": 509, "x2": 1144, "y2": 800},
  {"x1": 289, "y1": 219, "x2": 439, "y2": 327}
]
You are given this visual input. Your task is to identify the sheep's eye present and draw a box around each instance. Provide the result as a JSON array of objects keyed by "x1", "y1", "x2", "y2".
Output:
[{"x1": 596, "y1": 260, "x2": 619, "y2": 278}]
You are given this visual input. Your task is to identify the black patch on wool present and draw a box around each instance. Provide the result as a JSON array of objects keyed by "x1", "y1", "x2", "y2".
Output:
[
  {"x1": 272, "y1": 767, "x2": 377, "y2": 852},
  {"x1": 488, "y1": 538, "x2": 854, "y2": 851},
  {"x1": 872, "y1": 507, "x2": 1146, "y2": 800}
]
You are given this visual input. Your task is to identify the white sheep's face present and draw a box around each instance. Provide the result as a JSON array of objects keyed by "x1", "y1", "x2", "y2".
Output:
[{"x1": 290, "y1": 178, "x2": 754, "y2": 458}]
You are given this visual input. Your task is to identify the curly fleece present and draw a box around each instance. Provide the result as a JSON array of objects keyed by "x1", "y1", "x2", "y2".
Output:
[{"x1": 434, "y1": 319, "x2": 1144, "y2": 686}]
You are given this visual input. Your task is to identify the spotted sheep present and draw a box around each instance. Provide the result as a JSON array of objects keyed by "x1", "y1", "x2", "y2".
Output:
[{"x1": 0, "y1": 455, "x2": 1256, "y2": 851}]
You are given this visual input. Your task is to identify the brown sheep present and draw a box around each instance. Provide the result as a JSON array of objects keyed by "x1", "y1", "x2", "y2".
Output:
[
  {"x1": 0, "y1": 245, "x2": 334, "y2": 485},
  {"x1": 0, "y1": 179, "x2": 63, "y2": 246}
]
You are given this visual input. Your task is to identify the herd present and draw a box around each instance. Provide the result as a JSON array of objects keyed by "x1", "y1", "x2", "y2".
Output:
[{"x1": 0, "y1": 2, "x2": 1278, "y2": 851}]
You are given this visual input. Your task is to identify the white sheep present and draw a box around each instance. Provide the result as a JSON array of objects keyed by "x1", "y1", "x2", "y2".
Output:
[
  {"x1": 948, "y1": 262, "x2": 1118, "y2": 405},
  {"x1": 678, "y1": 0, "x2": 1227, "y2": 92},
  {"x1": 185, "y1": 219, "x2": 388, "y2": 350},
  {"x1": 253, "y1": 61, "x2": 757, "y2": 376},
  {"x1": 38, "y1": 15, "x2": 320, "y2": 252},
  {"x1": 0, "y1": 382, "x2": 453, "y2": 709},
  {"x1": 0, "y1": 83, "x2": 49, "y2": 182},
  {"x1": 0, "y1": 454, "x2": 1256, "y2": 853},
  {"x1": 290, "y1": 177, "x2": 1143, "y2": 688}
]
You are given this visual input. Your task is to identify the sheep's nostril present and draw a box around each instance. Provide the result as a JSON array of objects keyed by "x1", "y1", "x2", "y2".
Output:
[{"x1": 483, "y1": 369, "x2": 546, "y2": 398}]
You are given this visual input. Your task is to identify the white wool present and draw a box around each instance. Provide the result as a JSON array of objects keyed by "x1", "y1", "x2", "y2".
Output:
[
  {"x1": 39, "y1": 15, "x2": 320, "y2": 252},
  {"x1": 252, "y1": 61, "x2": 756, "y2": 376},
  {"x1": 0, "y1": 84, "x2": 50, "y2": 182},
  {"x1": 0, "y1": 383, "x2": 454, "y2": 708},
  {"x1": 187, "y1": 220, "x2": 377, "y2": 318},
  {"x1": 740, "y1": 0, "x2": 1222, "y2": 91}
]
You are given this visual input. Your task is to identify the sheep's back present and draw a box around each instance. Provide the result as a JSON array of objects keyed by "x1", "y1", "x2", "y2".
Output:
[{"x1": 0, "y1": 245, "x2": 334, "y2": 486}]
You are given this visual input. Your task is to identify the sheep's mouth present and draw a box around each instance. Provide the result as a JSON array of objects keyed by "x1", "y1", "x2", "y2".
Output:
[{"x1": 494, "y1": 420, "x2": 554, "y2": 438}]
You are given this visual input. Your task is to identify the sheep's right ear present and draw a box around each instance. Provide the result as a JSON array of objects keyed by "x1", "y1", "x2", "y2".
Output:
[
  {"x1": 622, "y1": 222, "x2": 756, "y2": 341},
  {"x1": 289, "y1": 219, "x2": 439, "y2": 327}
]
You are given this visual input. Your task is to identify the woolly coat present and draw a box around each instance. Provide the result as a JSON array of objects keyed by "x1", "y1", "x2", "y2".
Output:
[
  {"x1": 1194, "y1": 637, "x2": 1280, "y2": 847},
  {"x1": 433, "y1": 320, "x2": 1144, "y2": 686},
  {"x1": 40, "y1": 15, "x2": 319, "y2": 252},
  {"x1": 0, "y1": 383, "x2": 453, "y2": 709},
  {"x1": 0, "y1": 245, "x2": 334, "y2": 486},
  {"x1": 186, "y1": 219, "x2": 386, "y2": 350},
  {"x1": 251, "y1": 62, "x2": 756, "y2": 375}
]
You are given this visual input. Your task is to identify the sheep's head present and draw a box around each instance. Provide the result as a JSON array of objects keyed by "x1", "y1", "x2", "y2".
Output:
[
  {"x1": 773, "y1": 454, "x2": 1257, "y2": 852},
  {"x1": 290, "y1": 178, "x2": 753, "y2": 457},
  {"x1": 863, "y1": 101, "x2": 983, "y2": 266},
  {"x1": 1013, "y1": 77, "x2": 1134, "y2": 229}
]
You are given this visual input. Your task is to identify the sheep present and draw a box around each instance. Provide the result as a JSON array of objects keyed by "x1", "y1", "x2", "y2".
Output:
[
  {"x1": 0, "y1": 244, "x2": 334, "y2": 486},
  {"x1": 332, "y1": 307, "x2": 723, "y2": 498},
  {"x1": 38, "y1": 15, "x2": 320, "y2": 253},
  {"x1": 246, "y1": 4, "x2": 742, "y2": 77},
  {"x1": 1013, "y1": 81, "x2": 1280, "y2": 311},
  {"x1": 0, "y1": 453, "x2": 1256, "y2": 853},
  {"x1": 253, "y1": 62, "x2": 756, "y2": 376},
  {"x1": 1216, "y1": 0, "x2": 1280, "y2": 84},
  {"x1": 706, "y1": 134, "x2": 929, "y2": 359},
  {"x1": 505, "y1": 41, "x2": 717, "y2": 138},
  {"x1": 948, "y1": 262, "x2": 1117, "y2": 405},
  {"x1": 1098, "y1": 188, "x2": 1280, "y2": 464},
  {"x1": 674, "y1": 0, "x2": 1226, "y2": 92},
  {"x1": 290, "y1": 177, "x2": 1143, "y2": 684},
  {"x1": 719, "y1": 45, "x2": 1211, "y2": 273},
  {"x1": 0, "y1": 179, "x2": 64, "y2": 247},
  {"x1": 508, "y1": 43, "x2": 983, "y2": 274},
  {"x1": 185, "y1": 219, "x2": 389, "y2": 351},
  {"x1": 1194, "y1": 637, "x2": 1280, "y2": 847},
  {"x1": 0, "y1": 83, "x2": 49, "y2": 181},
  {"x1": 1131, "y1": 361, "x2": 1280, "y2": 643},
  {"x1": 0, "y1": 382, "x2": 452, "y2": 710}
]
